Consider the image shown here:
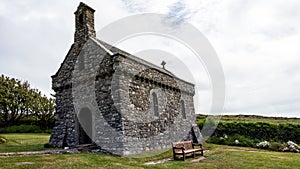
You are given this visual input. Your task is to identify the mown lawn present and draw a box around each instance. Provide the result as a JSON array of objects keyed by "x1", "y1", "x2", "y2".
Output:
[
  {"x1": 0, "y1": 134, "x2": 299, "y2": 169},
  {"x1": 0, "y1": 133, "x2": 51, "y2": 152}
]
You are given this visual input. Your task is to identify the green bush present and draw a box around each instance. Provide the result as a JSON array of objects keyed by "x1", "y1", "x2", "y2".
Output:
[
  {"x1": 43, "y1": 129, "x2": 53, "y2": 134},
  {"x1": 1, "y1": 117, "x2": 55, "y2": 131},
  {"x1": 3, "y1": 125, "x2": 42, "y2": 133},
  {"x1": 207, "y1": 134, "x2": 258, "y2": 148},
  {"x1": 228, "y1": 135, "x2": 258, "y2": 147},
  {"x1": 199, "y1": 116, "x2": 300, "y2": 152},
  {"x1": 199, "y1": 121, "x2": 300, "y2": 143},
  {"x1": 207, "y1": 136, "x2": 224, "y2": 145},
  {"x1": 269, "y1": 142, "x2": 282, "y2": 151}
]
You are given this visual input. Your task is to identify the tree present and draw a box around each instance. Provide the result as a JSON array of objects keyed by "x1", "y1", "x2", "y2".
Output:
[
  {"x1": 33, "y1": 94, "x2": 55, "y2": 129},
  {"x1": 0, "y1": 74, "x2": 55, "y2": 128}
]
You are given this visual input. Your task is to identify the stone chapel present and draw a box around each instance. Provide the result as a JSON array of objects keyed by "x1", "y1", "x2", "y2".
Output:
[{"x1": 49, "y1": 2, "x2": 202, "y2": 155}]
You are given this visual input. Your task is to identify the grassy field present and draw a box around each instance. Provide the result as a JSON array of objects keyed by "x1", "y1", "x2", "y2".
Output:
[
  {"x1": 0, "y1": 133, "x2": 299, "y2": 169},
  {"x1": 197, "y1": 114, "x2": 300, "y2": 124}
]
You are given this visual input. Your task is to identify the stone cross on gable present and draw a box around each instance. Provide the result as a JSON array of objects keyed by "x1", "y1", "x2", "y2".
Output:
[{"x1": 161, "y1": 61, "x2": 166, "y2": 69}]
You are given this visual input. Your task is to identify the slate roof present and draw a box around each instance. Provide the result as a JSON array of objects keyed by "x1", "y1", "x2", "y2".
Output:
[{"x1": 91, "y1": 37, "x2": 194, "y2": 86}]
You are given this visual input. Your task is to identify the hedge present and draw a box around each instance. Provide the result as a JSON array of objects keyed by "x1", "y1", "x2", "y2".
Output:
[
  {"x1": 198, "y1": 121, "x2": 300, "y2": 143},
  {"x1": 3, "y1": 125, "x2": 42, "y2": 133}
]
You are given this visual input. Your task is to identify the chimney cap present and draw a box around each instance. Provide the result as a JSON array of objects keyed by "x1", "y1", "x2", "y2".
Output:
[{"x1": 74, "y1": 2, "x2": 95, "y2": 14}]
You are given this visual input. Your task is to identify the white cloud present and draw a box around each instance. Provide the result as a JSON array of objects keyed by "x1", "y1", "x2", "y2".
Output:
[
  {"x1": 0, "y1": 0, "x2": 300, "y2": 117},
  {"x1": 204, "y1": 0, "x2": 300, "y2": 117}
]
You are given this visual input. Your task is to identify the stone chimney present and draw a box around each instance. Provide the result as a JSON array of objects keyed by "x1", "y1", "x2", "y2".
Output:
[{"x1": 74, "y1": 2, "x2": 96, "y2": 45}]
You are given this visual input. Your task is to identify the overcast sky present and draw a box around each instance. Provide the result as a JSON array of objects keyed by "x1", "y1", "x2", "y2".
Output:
[{"x1": 1, "y1": 0, "x2": 300, "y2": 117}]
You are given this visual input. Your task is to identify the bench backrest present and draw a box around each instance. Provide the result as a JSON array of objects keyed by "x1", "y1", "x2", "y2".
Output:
[{"x1": 172, "y1": 140, "x2": 193, "y2": 150}]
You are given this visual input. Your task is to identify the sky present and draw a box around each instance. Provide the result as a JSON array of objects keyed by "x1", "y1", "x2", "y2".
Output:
[{"x1": 0, "y1": 0, "x2": 300, "y2": 117}]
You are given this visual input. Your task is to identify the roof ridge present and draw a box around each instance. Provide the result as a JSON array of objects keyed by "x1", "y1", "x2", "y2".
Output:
[
  {"x1": 90, "y1": 37, "x2": 114, "y2": 56},
  {"x1": 91, "y1": 37, "x2": 195, "y2": 86}
]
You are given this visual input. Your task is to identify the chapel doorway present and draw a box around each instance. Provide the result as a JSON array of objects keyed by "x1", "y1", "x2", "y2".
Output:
[{"x1": 78, "y1": 107, "x2": 93, "y2": 144}]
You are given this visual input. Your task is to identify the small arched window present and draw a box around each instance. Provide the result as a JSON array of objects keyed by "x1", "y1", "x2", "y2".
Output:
[
  {"x1": 78, "y1": 13, "x2": 84, "y2": 24},
  {"x1": 181, "y1": 100, "x2": 186, "y2": 119},
  {"x1": 152, "y1": 92, "x2": 159, "y2": 116}
]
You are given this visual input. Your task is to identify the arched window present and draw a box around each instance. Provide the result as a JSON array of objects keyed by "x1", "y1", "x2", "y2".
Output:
[
  {"x1": 78, "y1": 13, "x2": 84, "y2": 24},
  {"x1": 181, "y1": 100, "x2": 186, "y2": 119},
  {"x1": 152, "y1": 92, "x2": 159, "y2": 116}
]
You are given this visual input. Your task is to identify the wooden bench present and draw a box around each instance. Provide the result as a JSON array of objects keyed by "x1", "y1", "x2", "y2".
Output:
[{"x1": 172, "y1": 140, "x2": 203, "y2": 161}]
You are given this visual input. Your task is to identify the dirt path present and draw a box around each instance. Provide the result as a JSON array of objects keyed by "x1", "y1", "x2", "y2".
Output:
[{"x1": 0, "y1": 149, "x2": 80, "y2": 157}]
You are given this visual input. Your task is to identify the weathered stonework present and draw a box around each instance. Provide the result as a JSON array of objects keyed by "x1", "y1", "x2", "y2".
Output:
[{"x1": 49, "y1": 2, "x2": 202, "y2": 156}]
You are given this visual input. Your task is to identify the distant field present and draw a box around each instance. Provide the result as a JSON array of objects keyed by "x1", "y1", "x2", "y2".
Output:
[
  {"x1": 0, "y1": 133, "x2": 299, "y2": 169},
  {"x1": 197, "y1": 114, "x2": 300, "y2": 124}
]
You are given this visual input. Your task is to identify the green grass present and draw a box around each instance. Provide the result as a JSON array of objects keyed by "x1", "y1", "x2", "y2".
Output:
[
  {"x1": 0, "y1": 143, "x2": 299, "y2": 169},
  {"x1": 197, "y1": 114, "x2": 300, "y2": 124},
  {"x1": 0, "y1": 133, "x2": 51, "y2": 152},
  {"x1": 0, "y1": 133, "x2": 299, "y2": 169}
]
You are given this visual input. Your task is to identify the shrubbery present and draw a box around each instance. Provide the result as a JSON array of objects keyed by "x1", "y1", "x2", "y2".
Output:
[
  {"x1": 199, "y1": 118, "x2": 300, "y2": 153},
  {"x1": 198, "y1": 121, "x2": 300, "y2": 143},
  {"x1": 207, "y1": 134, "x2": 300, "y2": 153},
  {"x1": 207, "y1": 134, "x2": 259, "y2": 148},
  {"x1": 3, "y1": 125, "x2": 42, "y2": 133},
  {"x1": 269, "y1": 142, "x2": 282, "y2": 151}
]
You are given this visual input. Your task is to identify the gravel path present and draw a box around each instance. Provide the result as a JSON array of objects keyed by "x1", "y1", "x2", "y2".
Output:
[{"x1": 0, "y1": 149, "x2": 80, "y2": 157}]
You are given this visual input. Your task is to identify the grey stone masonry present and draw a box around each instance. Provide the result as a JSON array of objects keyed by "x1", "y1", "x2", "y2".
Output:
[{"x1": 49, "y1": 2, "x2": 202, "y2": 156}]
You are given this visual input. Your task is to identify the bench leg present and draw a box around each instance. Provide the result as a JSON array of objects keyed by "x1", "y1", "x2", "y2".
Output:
[
  {"x1": 183, "y1": 153, "x2": 185, "y2": 161},
  {"x1": 193, "y1": 152, "x2": 195, "y2": 158}
]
